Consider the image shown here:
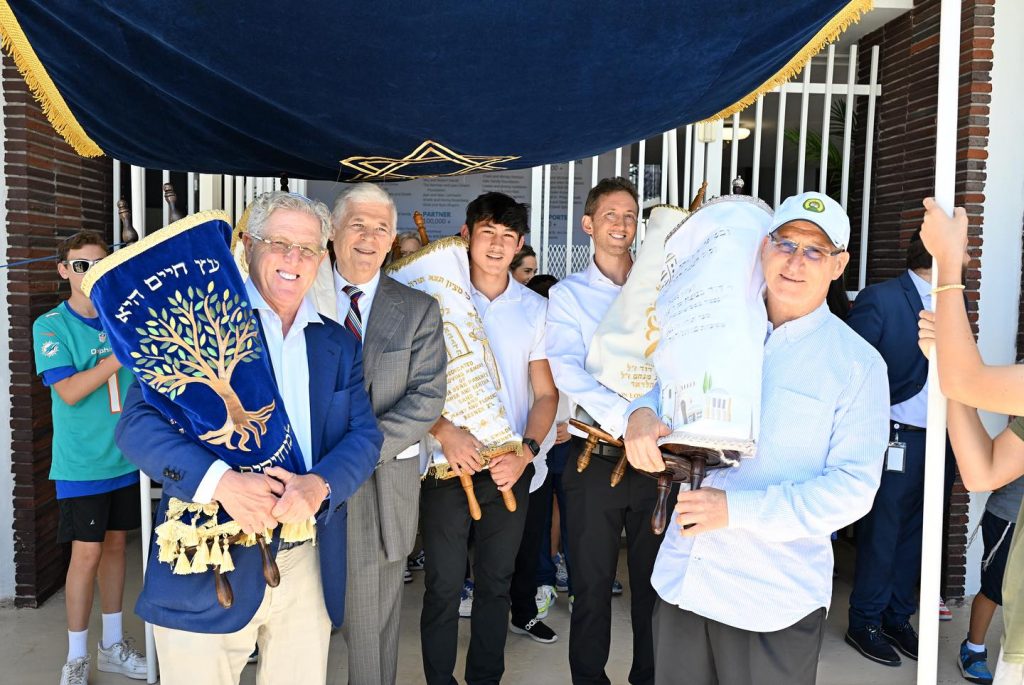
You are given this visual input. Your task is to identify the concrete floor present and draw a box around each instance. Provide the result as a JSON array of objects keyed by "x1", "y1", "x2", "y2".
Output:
[{"x1": 0, "y1": 532, "x2": 1001, "y2": 684}]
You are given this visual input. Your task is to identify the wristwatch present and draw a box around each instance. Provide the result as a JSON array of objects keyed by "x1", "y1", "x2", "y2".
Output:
[{"x1": 522, "y1": 437, "x2": 540, "y2": 458}]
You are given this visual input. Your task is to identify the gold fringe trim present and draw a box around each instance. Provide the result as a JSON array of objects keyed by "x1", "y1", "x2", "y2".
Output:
[
  {"x1": 422, "y1": 440, "x2": 523, "y2": 481},
  {"x1": 153, "y1": 497, "x2": 316, "y2": 577},
  {"x1": 703, "y1": 0, "x2": 874, "y2": 122},
  {"x1": 0, "y1": 1, "x2": 103, "y2": 157},
  {"x1": 384, "y1": 235, "x2": 468, "y2": 275},
  {"x1": 81, "y1": 210, "x2": 232, "y2": 297}
]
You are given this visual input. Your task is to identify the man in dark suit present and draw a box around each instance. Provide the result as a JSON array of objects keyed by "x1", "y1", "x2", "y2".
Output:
[
  {"x1": 116, "y1": 191, "x2": 381, "y2": 685},
  {"x1": 844, "y1": 235, "x2": 958, "y2": 668},
  {"x1": 311, "y1": 183, "x2": 446, "y2": 685}
]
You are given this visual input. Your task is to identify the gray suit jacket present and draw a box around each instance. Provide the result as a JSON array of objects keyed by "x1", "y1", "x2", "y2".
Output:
[{"x1": 312, "y1": 260, "x2": 446, "y2": 561}]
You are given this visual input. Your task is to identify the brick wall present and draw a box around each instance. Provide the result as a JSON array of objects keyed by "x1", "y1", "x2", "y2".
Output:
[
  {"x1": 3, "y1": 54, "x2": 113, "y2": 606},
  {"x1": 849, "y1": 0, "x2": 993, "y2": 598}
]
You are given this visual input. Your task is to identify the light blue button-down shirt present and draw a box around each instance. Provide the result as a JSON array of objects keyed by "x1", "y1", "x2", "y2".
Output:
[{"x1": 628, "y1": 302, "x2": 889, "y2": 632}]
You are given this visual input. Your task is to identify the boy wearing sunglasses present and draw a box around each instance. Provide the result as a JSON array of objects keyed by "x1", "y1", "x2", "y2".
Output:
[{"x1": 34, "y1": 231, "x2": 145, "y2": 685}]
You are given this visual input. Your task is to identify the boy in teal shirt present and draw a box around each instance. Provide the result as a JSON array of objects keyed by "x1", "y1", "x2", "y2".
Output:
[{"x1": 34, "y1": 231, "x2": 146, "y2": 685}]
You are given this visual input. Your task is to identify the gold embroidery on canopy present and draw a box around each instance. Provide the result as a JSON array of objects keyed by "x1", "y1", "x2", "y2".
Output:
[{"x1": 340, "y1": 140, "x2": 519, "y2": 181}]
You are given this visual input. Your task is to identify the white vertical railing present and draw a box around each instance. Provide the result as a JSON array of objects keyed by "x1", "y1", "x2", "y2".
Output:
[
  {"x1": 682, "y1": 124, "x2": 693, "y2": 206},
  {"x1": 729, "y1": 112, "x2": 740, "y2": 188},
  {"x1": 752, "y1": 95, "x2": 764, "y2": 198},
  {"x1": 530, "y1": 166, "x2": 543, "y2": 256},
  {"x1": 660, "y1": 132, "x2": 669, "y2": 203},
  {"x1": 161, "y1": 170, "x2": 170, "y2": 226},
  {"x1": 796, "y1": 66, "x2": 812, "y2": 194},
  {"x1": 667, "y1": 129, "x2": 679, "y2": 206},
  {"x1": 819, "y1": 44, "x2": 836, "y2": 192},
  {"x1": 857, "y1": 46, "x2": 880, "y2": 291},
  {"x1": 840, "y1": 45, "x2": 858, "y2": 210},
  {"x1": 112, "y1": 160, "x2": 121, "y2": 245},
  {"x1": 773, "y1": 82, "x2": 788, "y2": 208},
  {"x1": 541, "y1": 164, "x2": 551, "y2": 273},
  {"x1": 187, "y1": 172, "x2": 196, "y2": 215}
]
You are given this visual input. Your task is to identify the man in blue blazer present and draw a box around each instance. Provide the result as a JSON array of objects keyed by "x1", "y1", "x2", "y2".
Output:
[
  {"x1": 844, "y1": 235, "x2": 958, "y2": 668},
  {"x1": 116, "y1": 192, "x2": 381, "y2": 685}
]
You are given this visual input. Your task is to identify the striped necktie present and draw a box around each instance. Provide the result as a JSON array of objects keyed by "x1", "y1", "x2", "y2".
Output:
[{"x1": 342, "y1": 285, "x2": 363, "y2": 342}]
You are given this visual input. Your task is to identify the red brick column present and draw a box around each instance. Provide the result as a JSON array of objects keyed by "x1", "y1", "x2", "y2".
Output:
[
  {"x1": 3, "y1": 54, "x2": 113, "y2": 606},
  {"x1": 849, "y1": 0, "x2": 993, "y2": 599}
]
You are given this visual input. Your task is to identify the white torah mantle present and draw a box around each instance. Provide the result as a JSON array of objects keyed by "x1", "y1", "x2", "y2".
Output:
[
  {"x1": 654, "y1": 196, "x2": 773, "y2": 462},
  {"x1": 385, "y1": 237, "x2": 521, "y2": 474},
  {"x1": 584, "y1": 205, "x2": 688, "y2": 403}
]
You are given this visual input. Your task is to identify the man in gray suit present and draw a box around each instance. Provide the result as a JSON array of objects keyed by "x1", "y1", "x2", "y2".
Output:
[{"x1": 311, "y1": 183, "x2": 446, "y2": 685}]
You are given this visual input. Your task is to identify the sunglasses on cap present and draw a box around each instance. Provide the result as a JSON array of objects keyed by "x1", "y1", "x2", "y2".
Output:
[{"x1": 63, "y1": 258, "x2": 103, "y2": 274}]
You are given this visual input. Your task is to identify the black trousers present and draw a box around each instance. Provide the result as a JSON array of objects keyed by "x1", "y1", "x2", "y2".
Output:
[
  {"x1": 510, "y1": 472, "x2": 553, "y2": 625},
  {"x1": 420, "y1": 465, "x2": 532, "y2": 685},
  {"x1": 652, "y1": 599, "x2": 826, "y2": 685},
  {"x1": 563, "y1": 437, "x2": 667, "y2": 685}
]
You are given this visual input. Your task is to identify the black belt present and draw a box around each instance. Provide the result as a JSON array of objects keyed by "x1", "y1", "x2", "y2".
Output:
[
  {"x1": 278, "y1": 538, "x2": 308, "y2": 552},
  {"x1": 891, "y1": 421, "x2": 925, "y2": 432},
  {"x1": 570, "y1": 436, "x2": 624, "y2": 459}
]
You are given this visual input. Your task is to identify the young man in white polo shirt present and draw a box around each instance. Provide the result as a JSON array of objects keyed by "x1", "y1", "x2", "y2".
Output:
[{"x1": 420, "y1": 192, "x2": 558, "y2": 685}]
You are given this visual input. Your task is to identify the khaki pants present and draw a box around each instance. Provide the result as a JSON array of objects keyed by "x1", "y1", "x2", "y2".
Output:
[
  {"x1": 153, "y1": 543, "x2": 331, "y2": 685},
  {"x1": 996, "y1": 647, "x2": 1024, "y2": 685}
]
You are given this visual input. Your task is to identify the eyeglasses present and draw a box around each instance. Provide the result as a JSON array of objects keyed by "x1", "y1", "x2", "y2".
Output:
[
  {"x1": 64, "y1": 258, "x2": 103, "y2": 274},
  {"x1": 247, "y1": 233, "x2": 326, "y2": 259},
  {"x1": 768, "y1": 232, "x2": 844, "y2": 262}
]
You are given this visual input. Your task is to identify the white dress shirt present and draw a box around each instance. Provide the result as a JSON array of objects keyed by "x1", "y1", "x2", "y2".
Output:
[
  {"x1": 628, "y1": 302, "x2": 890, "y2": 632},
  {"x1": 889, "y1": 269, "x2": 932, "y2": 427},
  {"x1": 333, "y1": 267, "x2": 381, "y2": 334},
  {"x1": 546, "y1": 259, "x2": 630, "y2": 439},
  {"x1": 422, "y1": 277, "x2": 549, "y2": 490},
  {"x1": 193, "y1": 279, "x2": 322, "y2": 503}
]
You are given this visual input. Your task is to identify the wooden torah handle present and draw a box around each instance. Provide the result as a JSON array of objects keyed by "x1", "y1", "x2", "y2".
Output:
[
  {"x1": 413, "y1": 211, "x2": 430, "y2": 246},
  {"x1": 256, "y1": 535, "x2": 281, "y2": 588},
  {"x1": 214, "y1": 568, "x2": 234, "y2": 609},
  {"x1": 461, "y1": 472, "x2": 482, "y2": 520},
  {"x1": 610, "y1": 453, "x2": 629, "y2": 487},
  {"x1": 651, "y1": 473, "x2": 673, "y2": 535},
  {"x1": 501, "y1": 488, "x2": 517, "y2": 513},
  {"x1": 577, "y1": 434, "x2": 599, "y2": 473}
]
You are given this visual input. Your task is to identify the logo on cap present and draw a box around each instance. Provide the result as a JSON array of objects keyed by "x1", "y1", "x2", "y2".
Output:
[{"x1": 802, "y1": 198, "x2": 826, "y2": 213}]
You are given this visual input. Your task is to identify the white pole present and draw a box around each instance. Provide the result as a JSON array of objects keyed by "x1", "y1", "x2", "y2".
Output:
[
  {"x1": 660, "y1": 132, "x2": 669, "y2": 204},
  {"x1": 840, "y1": 45, "x2": 859, "y2": 211},
  {"x1": 637, "y1": 140, "x2": 646, "y2": 252},
  {"x1": 819, "y1": 44, "x2": 836, "y2": 193},
  {"x1": 918, "y1": 3, "x2": 960, "y2": 683},
  {"x1": 682, "y1": 124, "x2": 693, "y2": 205},
  {"x1": 160, "y1": 170, "x2": 170, "y2": 226},
  {"x1": 729, "y1": 112, "x2": 740, "y2": 189},
  {"x1": 223, "y1": 176, "x2": 235, "y2": 221},
  {"x1": 530, "y1": 166, "x2": 543, "y2": 254},
  {"x1": 796, "y1": 65, "x2": 812, "y2": 194},
  {"x1": 234, "y1": 176, "x2": 245, "y2": 222},
  {"x1": 541, "y1": 164, "x2": 551, "y2": 274},
  {"x1": 773, "y1": 83, "x2": 788, "y2": 208},
  {"x1": 112, "y1": 160, "x2": 121, "y2": 245},
  {"x1": 245, "y1": 176, "x2": 255, "y2": 205},
  {"x1": 590, "y1": 154, "x2": 599, "y2": 188},
  {"x1": 668, "y1": 129, "x2": 679, "y2": 206},
  {"x1": 566, "y1": 160, "x2": 575, "y2": 276},
  {"x1": 752, "y1": 96, "x2": 764, "y2": 199},
  {"x1": 129, "y1": 164, "x2": 157, "y2": 684},
  {"x1": 614, "y1": 147, "x2": 623, "y2": 177},
  {"x1": 857, "y1": 47, "x2": 880, "y2": 291}
]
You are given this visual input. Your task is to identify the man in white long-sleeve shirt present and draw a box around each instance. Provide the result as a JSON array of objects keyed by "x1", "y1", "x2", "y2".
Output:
[
  {"x1": 623, "y1": 192, "x2": 890, "y2": 685},
  {"x1": 546, "y1": 177, "x2": 665, "y2": 685}
]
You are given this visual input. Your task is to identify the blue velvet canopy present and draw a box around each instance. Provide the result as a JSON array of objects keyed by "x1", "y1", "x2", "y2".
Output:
[{"x1": 0, "y1": 1, "x2": 870, "y2": 180}]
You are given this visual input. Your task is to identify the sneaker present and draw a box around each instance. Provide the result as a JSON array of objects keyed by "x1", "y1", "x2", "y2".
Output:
[
  {"x1": 535, "y1": 585, "x2": 556, "y2": 619},
  {"x1": 882, "y1": 621, "x2": 918, "y2": 660},
  {"x1": 459, "y1": 580, "x2": 474, "y2": 618},
  {"x1": 408, "y1": 549, "x2": 425, "y2": 572},
  {"x1": 959, "y1": 639, "x2": 994, "y2": 684},
  {"x1": 510, "y1": 617, "x2": 558, "y2": 644},
  {"x1": 97, "y1": 636, "x2": 147, "y2": 679},
  {"x1": 247, "y1": 646, "x2": 259, "y2": 664},
  {"x1": 568, "y1": 594, "x2": 574, "y2": 614},
  {"x1": 404, "y1": 568, "x2": 413, "y2": 584},
  {"x1": 940, "y1": 598, "x2": 953, "y2": 622},
  {"x1": 611, "y1": 579, "x2": 623, "y2": 596},
  {"x1": 60, "y1": 656, "x2": 90, "y2": 685},
  {"x1": 845, "y1": 625, "x2": 901, "y2": 666},
  {"x1": 554, "y1": 553, "x2": 569, "y2": 593}
]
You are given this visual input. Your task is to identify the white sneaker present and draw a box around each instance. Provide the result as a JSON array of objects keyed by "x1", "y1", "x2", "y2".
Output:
[
  {"x1": 535, "y1": 584, "x2": 556, "y2": 619},
  {"x1": 97, "y1": 636, "x2": 147, "y2": 679},
  {"x1": 60, "y1": 656, "x2": 90, "y2": 685},
  {"x1": 459, "y1": 580, "x2": 474, "y2": 619}
]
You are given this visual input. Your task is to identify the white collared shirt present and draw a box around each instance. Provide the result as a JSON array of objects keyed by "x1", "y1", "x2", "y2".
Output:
[
  {"x1": 546, "y1": 259, "x2": 630, "y2": 439},
  {"x1": 422, "y1": 277, "x2": 549, "y2": 491},
  {"x1": 628, "y1": 302, "x2": 889, "y2": 632},
  {"x1": 334, "y1": 267, "x2": 381, "y2": 335},
  {"x1": 192, "y1": 279, "x2": 322, "y2": 502},
  {"x1": 889, "y1": 269, "x2": 932, "y2": 427}
]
